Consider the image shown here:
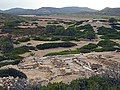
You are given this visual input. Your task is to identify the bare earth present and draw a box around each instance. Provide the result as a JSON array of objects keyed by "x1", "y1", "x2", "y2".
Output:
[{"x1": 5, "y1": 51, "x2": 120, "y2": 85}]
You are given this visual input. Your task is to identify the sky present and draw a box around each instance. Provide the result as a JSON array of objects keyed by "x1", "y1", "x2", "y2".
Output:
[{"x1": 0, "y1": 0, "x2": 120, "y2": 10}]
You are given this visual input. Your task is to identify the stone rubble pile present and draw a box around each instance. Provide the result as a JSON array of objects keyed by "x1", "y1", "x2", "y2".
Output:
[{"x1": 0, "y1": 77, "x2": 44, "y2": 90}]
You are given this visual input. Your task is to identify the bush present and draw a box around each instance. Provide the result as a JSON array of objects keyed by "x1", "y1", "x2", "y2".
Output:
[
  {"x1": 10, "y1": 46, "x2": 30, "y2": 55},
  {"x1": 45, "y1": 25, "x2": 57, "y2": 34},
  {"x1": 0, "y1": 59, "x2": 20, "y2": 67},
  {"x1": 94, "y1": 46, "x2": 120, "y2": 52},
  {"x1": 17, "y1": 37, "x2": 30, "y2": 42},
  {"x1": 61, "y1": 37, "x2": 79, "y2": 41},
  {"x1": 33, "y1": 36, "x2": 50, "y2": 41},
  {"x1": 40, "y1": 76, "x2": 120, "y2": 90},
  {"x1": 78, "y1": 43, "x2": 98, "y2": 53},
  {"x1": 0, "y1": 38, "x2": 14, "y2": 53},
  {"x1": 97, "y1": 26, "x2": 117, "y2": 35},
  {"x1": 0, "y1": 68, "x2": 27, "y2": 79},
  {"x1": 97, "y1": 39, "x2": 119, "y2": 48},
  {"x1": 50, "y1": 37, "x2": 61, "y2": 41},
  {"x1": 81, "y1": 43, "x2": 98, "y2": 50},
  {"x1": 100, "y1": 33, "x2": 120, "y2": 39},
  {"x1": 36, "y1": 42, "x2": 77, "y2": 50}
]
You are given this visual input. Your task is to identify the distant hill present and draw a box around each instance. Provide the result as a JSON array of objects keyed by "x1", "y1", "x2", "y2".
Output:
[
  {"x1": 0, "y1": 10, "x2": 3, "y2": 13},
  {"x1": 100, "y1": 7, "x2": 120, "y2": 16},
  {"x1": 1, "y1": 7, "x2": 120, "y2": 16},
  {"x1": 0, "y1": 13, "x2": 27, "y2": 22},
  {"x1": 3, "y1": 7, "x2": 97, "y2": 15}
]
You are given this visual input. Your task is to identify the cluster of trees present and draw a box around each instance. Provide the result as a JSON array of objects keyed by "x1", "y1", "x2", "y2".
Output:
[
  {"x1": 97, "y1": 26, "x2": 117, "y2": 35},
  {"x1": 40, "y1": 76, "x2": 120, "y2": 90},
  {"x1": 4, "y1": 20, "x2": 21, "y2": 28},
  {"x1": 45, "y1": 24, "x2": 96, "y2": 40},
  {"x1": 45, "y1": 25, "x2": 77, "y2": 36},
  {"x1": 11, "y1": 27, "x2": 45, "y2": 37},
  {"x1": 98, "y1": 26, "x2": 120, "y2": 39},
  {"x1": 101, "y1": 32, "x2": 120, "y2": 39},
  {"x1": 36, "y1": 42, "x2": 77, "y2": 50},
  {"x1": 2, "y1": 21, "x2": 96, "y2": 41},
  {"x1": 0, "y1": 36, "x2": 31, "y2": 67}
]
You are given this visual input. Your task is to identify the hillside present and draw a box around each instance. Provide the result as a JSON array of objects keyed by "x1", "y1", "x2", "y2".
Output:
[
  {"x1": 100, "y1": 7, "x2": 120, "y2": 16},
  {"x1": 0, "y1": 13, "x2": 25, "y2": 23},
  {"x1": 3, "y1": 7, "x2": 97, "y2": 15},
  {"x1": 2, "y1": 7, "x2": 120, "y2": 16}
]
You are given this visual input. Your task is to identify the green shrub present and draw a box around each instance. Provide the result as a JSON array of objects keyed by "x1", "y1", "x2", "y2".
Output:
[
  {"x1": 0, "y1": 68, "x2": 27, "y2": 79},
  {"x1": 97, "y1": 26, "x2": 117, "y2": 35},
  {"x1": 36, "y1": 42, "x2": 77, "y2": 50},
  {"x1": 17, "y1": 37, "x2": 30, "y2": 42},
  {"x1": 33, "y1": 36, "x2": 50, "y2": 41},
  {"x1": 50, "y1": 37, "x2": 61, "y2": 41},
  {"x1": 61, "y1": 37, "x2": 79, "y2": 41},
  {"x1": 80, "y1": 43, "x2": 98, "y2": 50},
  {"x1": 97, "y1": 39, "x2": 119, "y2": 47},
  {"x1": 0, "y1": 59, "x2": 20, "y2": 67},
  {"x1": 10, "y1": 46, "x2": 30, "y2": 55},
  {"x1": 100, "y1": 33, "x2": 120, "y2": 39},
  {"x1": 0, "y1": 38, "x2": 14, "y2": 53},
  {"x1": 40, "y1": 76, "x2": 120, "y2": 90},
  {"x1": 78, "y1": 43, "x2": 98, "y2": 53}
]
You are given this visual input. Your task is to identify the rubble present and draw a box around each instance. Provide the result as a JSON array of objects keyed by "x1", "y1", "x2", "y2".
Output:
[
  {"x1": 16, "y1": 54, "x2": 104, "y2": 83},
  {"x1": 0, "y1": 52, "x2": 119, "y2": 88}
]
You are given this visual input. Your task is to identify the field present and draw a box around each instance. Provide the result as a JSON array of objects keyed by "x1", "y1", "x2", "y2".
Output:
[{"x1": 0, "y1": 14, "x2": 120, "y2": 88}]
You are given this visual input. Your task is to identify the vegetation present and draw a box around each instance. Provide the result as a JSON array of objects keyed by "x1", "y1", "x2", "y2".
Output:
[
  {"x1": 0, "y1": 68, "x2": 27, "y2": 79},
  {"x1": 36, "y1": 42, "x2": 77, "y2": 50},
  {"x1": 100, "y1": 33, "x2": 120, "y2": 39},
  {"x1": 17, "y1": 37, "x2": 30, "y2": 42},
  {"x1": 0, "y1": 59, "x2": 20, "y2": 67},
  {"x1": 109, "y1": 18, "x2": 117, "y2": 23},
  {"x1": 0, "y1": 37, "x2": 14, "y2": 53},
  {"x1": 97, "y1": 26, "x2": 117, "y2": 35},
  {"x1": 40, "y1": 76, "x2": 120, "y2": 90},
  {"x1": 9, "y1": 46, "x2": 30, "y2": 55},
  {"x1": 79, "y1": 43, "x2": 98, "y2": 53},
  {"x1": 44, "y1": 24, "x2": 96, "y2": 40},
  {"x1": 45, "y1": 40, "x2": 120, "y2": 56},
  {"x1": 97, "y1": 39, "x2": 119, "y2": 47}
]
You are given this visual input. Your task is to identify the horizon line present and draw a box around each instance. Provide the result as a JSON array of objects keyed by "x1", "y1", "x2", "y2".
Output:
[{"x1": 1, "y1": 6, "x2": 120, "y2": 11}]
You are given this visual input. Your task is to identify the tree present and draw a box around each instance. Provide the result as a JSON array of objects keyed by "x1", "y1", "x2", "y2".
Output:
[
  {"x1": 0, "y1": 37, "x2": 14, "y2": 53},
  {"x1": 54, "y1": 25, "x2": 65, "y2": 35},
  {"x1": 109, "y1": 18, "x2": 117, "y2": 23},
  {"x1": 45, "y1": 25, "x2": 57, "y2": 34},
  {"x1": 64, "y1": 26, "x2": 77, "y2": 36},
  {"x1": 84, "y1": 31, "x2": 96, "y2": 40}
]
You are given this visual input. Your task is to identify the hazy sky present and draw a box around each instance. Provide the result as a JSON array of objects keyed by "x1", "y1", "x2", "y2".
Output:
[{"x1": 0, "y1": 0, "x2": 120, "y2": 10}]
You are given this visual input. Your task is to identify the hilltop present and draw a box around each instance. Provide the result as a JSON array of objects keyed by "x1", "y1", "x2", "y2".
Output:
[
  {"x1": 1, "y1": 7, "x2": 97, "y2": 15},
  {"x1": 0, "y1": 7, "x2": 120, "y2": 16}
]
